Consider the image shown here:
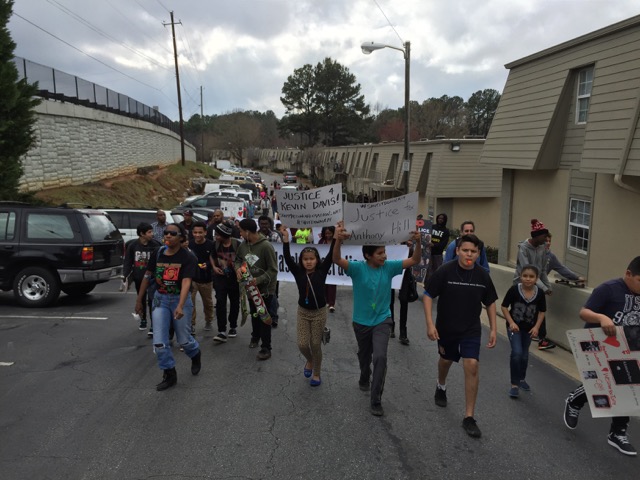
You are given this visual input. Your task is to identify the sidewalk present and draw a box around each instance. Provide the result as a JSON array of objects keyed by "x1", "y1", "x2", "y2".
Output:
[{"x1": 481, "y1": 308, "x2": 580, "y2": 382}]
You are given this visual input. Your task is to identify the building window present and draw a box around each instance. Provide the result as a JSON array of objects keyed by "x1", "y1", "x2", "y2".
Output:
[
  {"x1": 568, "y1": 198, "x2": 591, "y2": 253},
  {"x1": 576, "y1": 66, "x2": 594, "y2": 124}
]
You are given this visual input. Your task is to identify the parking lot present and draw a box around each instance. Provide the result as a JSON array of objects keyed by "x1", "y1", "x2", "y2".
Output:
[{"x1": 1, "y1": 278, "x2": 638, "y2": 479}]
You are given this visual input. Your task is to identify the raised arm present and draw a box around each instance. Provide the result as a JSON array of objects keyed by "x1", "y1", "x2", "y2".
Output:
[
  {"x1": 320, "y1": 238, "x2": 336, "y2": 272},
  {"x1": 402, "y1": 231, "x2": 422, "y2": 269},
  {"x1": 332, "y1": 221, "x2": 350, "y2": 271}
]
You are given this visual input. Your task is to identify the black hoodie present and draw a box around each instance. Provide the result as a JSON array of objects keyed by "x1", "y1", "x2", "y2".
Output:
[{"x1": 430, "y1": 213, "x2": 449, "y2": 255}]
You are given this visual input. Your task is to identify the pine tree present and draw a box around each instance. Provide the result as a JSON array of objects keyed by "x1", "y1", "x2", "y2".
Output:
[{"x1": 0, "y1": 0, "x2": 40, "y2": 200}]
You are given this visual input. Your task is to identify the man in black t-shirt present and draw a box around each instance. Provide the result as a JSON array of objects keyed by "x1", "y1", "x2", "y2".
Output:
[
  {"x1": 423, "y1": 234, "x2": 498, "y2": 439},
  {"x1": 188, "y1": 222, "x2": 215, "y2": 333},
  {"x1": 563, "y1": 256, "x2": 640, "y2": 456}
]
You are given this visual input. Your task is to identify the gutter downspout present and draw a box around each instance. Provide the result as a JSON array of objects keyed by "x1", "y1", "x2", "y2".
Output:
[{"x1": 614, "y1": 79, "x2": 640, "y2": 194}]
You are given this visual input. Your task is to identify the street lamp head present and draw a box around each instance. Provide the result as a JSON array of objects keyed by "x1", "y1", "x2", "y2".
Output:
[{"x1": 361, "y1": 42, "x2": 387, "y2": 54}]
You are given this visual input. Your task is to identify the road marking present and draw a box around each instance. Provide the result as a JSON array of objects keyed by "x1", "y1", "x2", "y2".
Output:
[
  {"x1": 0, "y1": 315, "x2": 108, "y2": 320},
  {"x1": 0, "y1": 362, "x2": 15, "y2": 366}
]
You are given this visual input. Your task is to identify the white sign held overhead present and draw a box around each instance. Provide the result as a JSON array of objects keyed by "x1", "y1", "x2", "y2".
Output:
[
  {"x1": 343, "y1": 192, "x2": 418, "y2": 245},
  {"x1": 275, "y1": 183, "x2": 343, "y2": 227},
  {"x1": 220, "y1": 200, "x2": 244, "y2": 218}
]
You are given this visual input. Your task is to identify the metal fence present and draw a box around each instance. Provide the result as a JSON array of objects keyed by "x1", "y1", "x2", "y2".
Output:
[{"x1": 13, "y1": 56, "x2": 178, "y2": 134}]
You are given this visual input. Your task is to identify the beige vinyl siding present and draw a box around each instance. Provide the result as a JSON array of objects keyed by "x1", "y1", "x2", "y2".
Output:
[{"x1": 482, "y1": 19, "x2": 640, "y2": 174}]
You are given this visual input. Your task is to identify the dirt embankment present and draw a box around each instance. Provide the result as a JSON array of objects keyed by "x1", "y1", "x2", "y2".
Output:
[{"x1": 35, "y1": 162, "x2": 219, "y2": 209}]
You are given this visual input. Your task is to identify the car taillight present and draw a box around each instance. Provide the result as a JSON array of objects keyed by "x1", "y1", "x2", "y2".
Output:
[{"x1": 82, "y1": 246, "x2": 94, "y2": 264}]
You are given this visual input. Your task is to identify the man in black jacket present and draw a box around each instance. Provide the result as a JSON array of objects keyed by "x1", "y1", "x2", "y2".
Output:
[
  {"x1": 426, "y1": 213, "x2": 449, "y2": 282},
  {"x1": 123, "y1": 222, "x2": 161, "y2": 334}
]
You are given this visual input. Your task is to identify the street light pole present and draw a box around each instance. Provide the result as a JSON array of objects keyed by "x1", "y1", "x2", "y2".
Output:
[{"x1": 362, "y1": 40, "x2": 411, "y2": 195}]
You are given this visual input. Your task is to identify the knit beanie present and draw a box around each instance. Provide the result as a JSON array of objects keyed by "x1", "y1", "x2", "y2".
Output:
[{"x1": 530, "y1": 219, "x2": 549, "y2": 238}]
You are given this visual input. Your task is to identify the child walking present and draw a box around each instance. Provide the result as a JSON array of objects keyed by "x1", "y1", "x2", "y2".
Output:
[
  {"x1": 333, "y1": 221, "x2": 422, "y2": 416},
  {"x1": 501, "y1": 265, "x2": 546, "y2": 398},
  {"x1": 281, "y1": 226, "x2": 335, "y2": 386}
]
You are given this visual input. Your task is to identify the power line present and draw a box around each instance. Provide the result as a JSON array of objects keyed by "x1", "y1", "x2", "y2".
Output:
[
  {"x1": 372, "y1": 0, "x2": 404, "y2": 45},
  {"x1": 155, "y1": 0, "x2": 170, "y2": 13},
  {"x1": 133, "y1": 0, "x2": 165, "y2": 23},
  {"x1": 13, "y1": 12, "x2": 162, "y2": 91},
  {"x1": 107, "y1": 0, "x2": 172, "y2": 55},
  {"x1": 178, "y1": 24, "x2": 204, "y2": 87},
  {"x1": 45, "y1": 0, "x2": 171, "y2": 70}
]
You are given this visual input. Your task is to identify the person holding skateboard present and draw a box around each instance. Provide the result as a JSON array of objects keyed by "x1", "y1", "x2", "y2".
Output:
[{"x1": 234, "y1": 218, "x2": 278, "y2": 360}]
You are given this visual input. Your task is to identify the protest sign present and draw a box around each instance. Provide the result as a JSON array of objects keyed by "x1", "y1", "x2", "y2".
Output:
[
  {"x1": 275, "y1": 184, "x2": 343, "y2": 227},
  {"x1": 566, "y1": 327, "x2": 640, "y2": 418},
  {"x1": 343, "y1": 192, "x2": 418, "y2": 245},
  {"x1": 412, "y1": 216, "x2": 432, "y2": 284},
  {"x1": 221, "y1": 200, "x2": 244, "y2": 218},
  {"x1": 273, "y1": 243, "x2": 409, "y2": 289}
]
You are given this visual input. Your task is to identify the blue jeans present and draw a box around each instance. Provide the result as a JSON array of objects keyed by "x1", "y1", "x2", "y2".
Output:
[
  {"x1": 507, "y1": 327, "x2": 532, "y2": 385},
  {"x1": 152, "y1": 293, "x2": 200, "y2": 370}
]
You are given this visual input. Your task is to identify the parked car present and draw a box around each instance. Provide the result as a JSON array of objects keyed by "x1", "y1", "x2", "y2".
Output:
[
  {"x1": 205, "y1": 189, "x2": 254, "y2": 203},
  {"x1": 99, "y1": 208, "x2": 176, "y2": 241},
  {"x1": 283, "y1": 172, "x2": 297, "y2": 184},
  {"x1": 219, "y1": 174, "x2": 254, "y2": 183},
  {"x1": 0, "y1": 203, "x2": 124, "y2": 307},
  {"x1": 176, "y1": 196, "x2": 246, "y2": 219},
  {"x1": 203, "y1": 183, "x2": 241, "y2": 194}
]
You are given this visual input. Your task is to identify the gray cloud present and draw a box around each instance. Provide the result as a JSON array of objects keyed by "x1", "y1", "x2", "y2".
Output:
[{"x1": 8, "y1": 0, "x2": 640, "y2": 120}]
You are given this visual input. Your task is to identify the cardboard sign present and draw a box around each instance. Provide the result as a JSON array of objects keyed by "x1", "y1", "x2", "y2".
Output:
[
  {"x1": 567, "y1": 327, "x2": 640, "y2": 418},
  {"x1": 343, "y1": 192, "x2": 418, "y2": 245},
  {"x1": 412, "y1": 217, "x2": 432, "y2": 284},
  {"x1": 275, "y1": 184, "x2": 343, "y2": 227},
  {"x1": 273, "y1": 243, "x2": 409, "y2": 289}
]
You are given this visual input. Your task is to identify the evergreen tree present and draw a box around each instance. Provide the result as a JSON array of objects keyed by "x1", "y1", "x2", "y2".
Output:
[{"x1": 0, "y1": 0, "x2": 40, "y2": 200}]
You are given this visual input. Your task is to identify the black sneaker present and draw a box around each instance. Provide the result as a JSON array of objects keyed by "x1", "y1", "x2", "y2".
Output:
[
  {"x1": 399, "y1": 337, "x2": 410, "y2": 346},
  {"x1": 359, "y1": 380, "x2": 371, "y2": 392},
  {"x1": 228, "y1": 328, "x2": 237, "y2": 338},
  {"x1": 147, "y1": 328, "x2": 153, "y2": 338},
  {"x1": 190, "y1": 326, "x2": 196, "y2": 336},
  {"x1": 139, "y1": 319, "x2": 147, "y2": 331},
  {"x1": 538, "y1": 338, "x2": 556, "y2": 350},
  {"x1": 608, "y1": 429, "x2": 637, "y2": 456},
  {"x1": 370, "y1": 403, "x2": 384, "y2": 416},
  {"x1": 249, "y1": 339, "x2": 259, "y2": 348},
  {"x1": 563, "y1": 397, "x2": 580, "y2": 429},
  {"x1": 271, "y1": 321, "x2": 278, "y2": 329},
  {"x1": 256, "y1": 348, "x2": 271, "y2": 360},
  {"x1": 462, "y1": 416, "x2": 482, "y2": 438},
  {"x1": 213, "y1": 333, "x2": 228, "y2": 343},
  {"x1": 435, "y1": 386, "x2": 447, "y2": 407}
]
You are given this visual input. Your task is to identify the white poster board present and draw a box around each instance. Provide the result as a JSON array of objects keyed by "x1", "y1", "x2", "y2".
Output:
[
  {"x1": 566, "y1": 327, "x2": 640, "y2": 418},
  {"x1": 343, "y1": 192, "x2": 418, "y2": 245},
  {"x1": 275, "y1": 184, "x2": 343, "y2": 227},
  {"x1": 221, "y1": 200, "x2": 244, "y2": 218},
  {"x1": 273, "y1": 243, "x2": 409, "y2": 289}
]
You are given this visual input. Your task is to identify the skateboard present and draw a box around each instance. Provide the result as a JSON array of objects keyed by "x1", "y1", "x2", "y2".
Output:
[
  {"x1": 555, "y1": 278, "x2": 586, "y2": 288},
  {"x1": 239, "y1": 262, "x2": 272, "y2": 325}
]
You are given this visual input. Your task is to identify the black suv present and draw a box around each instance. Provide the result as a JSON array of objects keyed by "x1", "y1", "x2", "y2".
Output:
[{"x1": 0, "y1": 203, "x2": 124, "y2": 307}]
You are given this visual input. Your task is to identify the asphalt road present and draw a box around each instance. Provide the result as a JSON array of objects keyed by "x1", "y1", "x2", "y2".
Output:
[{"x1": 0, "y1": 277, "x2": 637, "y2": 480}]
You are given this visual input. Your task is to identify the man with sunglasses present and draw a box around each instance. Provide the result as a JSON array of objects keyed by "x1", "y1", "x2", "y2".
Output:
[{"x1": 136, "y1": 224, "x2": 201, "y2": 391}]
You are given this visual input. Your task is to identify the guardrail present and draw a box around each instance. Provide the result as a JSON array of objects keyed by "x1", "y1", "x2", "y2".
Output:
[{"x1": 13, "y1": 56, "x2": 177, "y2": 134}]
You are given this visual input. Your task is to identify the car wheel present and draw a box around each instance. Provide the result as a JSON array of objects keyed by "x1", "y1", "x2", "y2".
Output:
[
  {"x1": 13, "y1": 267, "x2": 61, "y2": 307},
  {"x1": 61, "y1": 283, "x2": 97, "y2": 297}
]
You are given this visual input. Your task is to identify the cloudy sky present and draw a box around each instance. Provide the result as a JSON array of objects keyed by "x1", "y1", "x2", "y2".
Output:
[{"x1": 8, "y1": 0, "x2": 640, "y2": 121}]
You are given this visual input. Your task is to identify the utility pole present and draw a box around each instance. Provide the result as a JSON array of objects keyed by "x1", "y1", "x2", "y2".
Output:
[
  {"x1": 200, "y1": 85, "x2": 205, "y2": 163},
  {"x1": 164, "y1": 11, "x2": 185, "y2": 166}
]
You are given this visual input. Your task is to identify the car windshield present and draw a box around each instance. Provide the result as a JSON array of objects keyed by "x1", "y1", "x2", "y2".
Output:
[{"x1": 83, "y1": 212, "x2": 122, "y2": 241}]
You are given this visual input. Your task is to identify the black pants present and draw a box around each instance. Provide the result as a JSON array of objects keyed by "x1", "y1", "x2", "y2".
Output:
[
  {"x1": 214, "y1": 277, "x2": 240, "y2": 332},
  {"x1": 389, "y1": 289, "x2": 408, "y2": 338},
  {"x1": 568, "y1": 384, "x2": 629, "y2": 431},
  {"x1": 353, "y1": 318, "x2": 392, "y2": 406},
  {"x1": 134, "y1": 277, "x2": 152, "y2": 321},
  {"x1": 538, "y1": 318, "x2": 547, "y2": 339},
  {"x1": 250, "y1": 294, "x2": 275, "y2": 350}
]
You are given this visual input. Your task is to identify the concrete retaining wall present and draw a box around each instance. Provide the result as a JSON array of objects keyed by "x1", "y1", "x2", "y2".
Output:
[{"x1": 20, "y1": 100, "x2": 196, "y2": 192}]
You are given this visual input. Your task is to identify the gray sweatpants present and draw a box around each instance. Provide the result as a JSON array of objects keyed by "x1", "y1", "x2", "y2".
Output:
[{"x1": 353, "y1": 318, "x2": 392, "y2": 406}]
